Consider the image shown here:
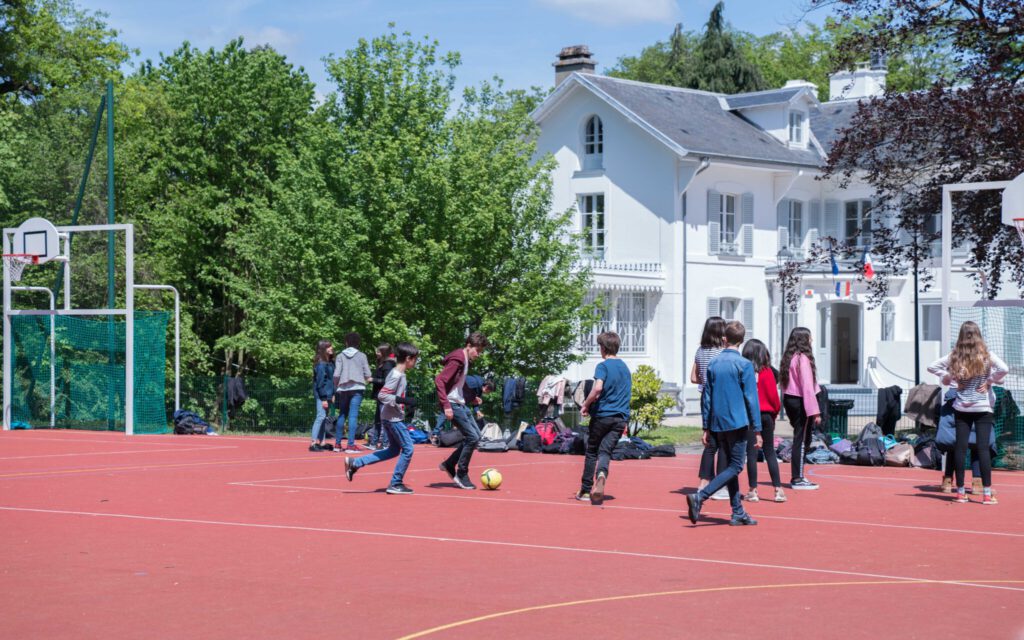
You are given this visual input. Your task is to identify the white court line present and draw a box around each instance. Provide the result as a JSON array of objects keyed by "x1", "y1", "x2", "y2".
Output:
[
  {"x1": 0, "y1": 435, "x2": 232, "y2": 448},
  {"x1": 229, "y1": 480, "x2": 1024, "y2": 539},
  {"x1": 0, "y1": 445, "x2": 238, "y2": 461},
  {"x1": 0, "y1": 505, "x2": 1020, "y2": 593},
  {"x1": 808, "y1": 470, "x2": 1024, "y2": 488},
  {"x1": 227, "y1": 459, "x2": 574, "y2": 485}
]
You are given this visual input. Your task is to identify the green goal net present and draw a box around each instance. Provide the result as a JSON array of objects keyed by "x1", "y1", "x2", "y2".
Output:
[
  {"x1": 948, "y1": 304, "x2": 1024, "y2": 469},
  {"x1": 9, "y1": 312, "x2": 170, "y2": 433}
]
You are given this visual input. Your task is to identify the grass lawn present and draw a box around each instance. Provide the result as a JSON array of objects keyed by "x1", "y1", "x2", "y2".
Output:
[{"x1": 637, "y1": 425, "x2": 704, "y2": 447}]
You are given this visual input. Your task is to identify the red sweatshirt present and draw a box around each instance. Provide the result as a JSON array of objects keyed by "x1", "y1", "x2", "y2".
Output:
[
  {"x1": 434, "y1": 348, "x2": 468, "y2": 411},
  {"x1": 757, "y1": 367, "x2": 781, "y2": 418}
]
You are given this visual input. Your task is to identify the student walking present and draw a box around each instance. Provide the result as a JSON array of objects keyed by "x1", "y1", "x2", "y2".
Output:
[
  {"x1": 369, "y1": 344, "x2": 397, "y2": 450},
  {"x1": 344, "y1": 342, "x2": 420, "y2": 494},
  {"x1": 741, "y1": 339, "x2": 785, "y2": 503},
  {"x1": 928, "y1": 321, "x2": 1008, "y2": 504},
  {"x1": 334, "y1": 332, "x2": 373, "y2": 454},
  {"x1": 686, "y1": 321, "x2": 761, "y2": 526},
  {"x1": 309, "y1": 340, "x2": 335, "y2": 452},
  {"x1": 576, "y1": 331, "x2": 632, "y2": 506},
  {"x1": 779, "y1": 327, "x2": 821, "y2": 491},
  {"x1": 692, "y1": 317, "x2": 728, "y2": 499},
  {"x1": 436, "y1": 332, "x2": 489, "y2": 490}
]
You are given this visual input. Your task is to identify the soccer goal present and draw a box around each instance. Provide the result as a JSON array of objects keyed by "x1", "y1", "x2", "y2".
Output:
[{"x1": 3, "y1": 218, "x2": 180, "y2": 435}]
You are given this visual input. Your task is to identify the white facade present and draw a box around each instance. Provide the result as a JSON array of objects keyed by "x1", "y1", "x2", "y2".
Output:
[{"x1": 534, "y1": 73, "x2": 1020, "y2": 413}]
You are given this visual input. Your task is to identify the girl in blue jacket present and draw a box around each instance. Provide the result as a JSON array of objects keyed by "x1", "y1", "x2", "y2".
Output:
[{"x1": 310, "y1": 340, "x2": 335, "y2": 451}]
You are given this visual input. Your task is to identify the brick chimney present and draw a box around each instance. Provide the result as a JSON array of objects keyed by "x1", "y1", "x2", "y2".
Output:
[{"x1": 554, "y1": 45, "x2": 596, "y2": 86}]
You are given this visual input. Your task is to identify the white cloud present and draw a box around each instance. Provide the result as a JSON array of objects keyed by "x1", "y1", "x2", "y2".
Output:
[
  {"x1": 536, "y1": 0, "x2": 679, "y2": 25},
  {"x1": 239, "y1": 26, "x2": 298, "y2": 51}
]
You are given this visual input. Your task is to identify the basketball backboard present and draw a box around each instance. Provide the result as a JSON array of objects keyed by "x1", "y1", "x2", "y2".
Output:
[
  {"x1": 11, "y1": 217, "x2": 64, "y2": 263},
  {"x1": 1003, "y1": 171, "x2": 1024, "y2": 226}
]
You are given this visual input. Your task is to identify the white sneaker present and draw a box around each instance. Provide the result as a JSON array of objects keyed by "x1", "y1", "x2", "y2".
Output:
[{"x1": 710, "y1": 488, "x2": 730, "y2": 500}]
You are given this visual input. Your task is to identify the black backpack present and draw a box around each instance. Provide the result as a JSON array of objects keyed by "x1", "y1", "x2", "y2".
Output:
[
  {"x1": 856, "y1": 437, "x2": 886, "y2": 466},
  {"x1": 518, "y1": 433, "x2": 542, "y2": 453}
]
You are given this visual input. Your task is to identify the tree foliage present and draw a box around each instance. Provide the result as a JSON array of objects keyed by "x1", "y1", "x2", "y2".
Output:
[{"x1": 629, "y1": 364, "x2": 675, "y2": 433}]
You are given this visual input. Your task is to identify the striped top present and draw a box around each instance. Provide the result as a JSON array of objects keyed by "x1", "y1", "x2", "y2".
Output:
[
  {"x1": 694, "y1": 346, "x2": 724, "y2": 393},
  {"x1": 927, "y1": 353, "x2": 1009, "y2": 413}
]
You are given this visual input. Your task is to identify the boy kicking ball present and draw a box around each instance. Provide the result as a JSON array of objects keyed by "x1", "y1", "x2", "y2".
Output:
[
  {"x1": 686, "y1": 321, "x2": 761, "y2": 526},
  {"x1": 344, "y1": 342, "x2": 420, "y2": 495},
  {"x1": 577, "y1": 331, "x2": 632, "y2": 506}
]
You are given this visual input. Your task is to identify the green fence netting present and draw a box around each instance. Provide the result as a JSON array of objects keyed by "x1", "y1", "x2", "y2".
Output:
[{"x1": 9, "y1": 312, "x2": 169, "y2": 433}]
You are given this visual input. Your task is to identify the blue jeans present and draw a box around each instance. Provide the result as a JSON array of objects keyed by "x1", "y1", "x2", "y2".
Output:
[
  {"x1": 352, "y1": 420, "x2": 414, "y2": 486},
  {"x1": 443, "y1": 404, "x2": 481, "y2": 475},
  {"x1": 336, "y1": 390, "x2": 364, "y2": 447},
  {"x1": 696, "y1": 427, "x2": 749, "y2": 517},
  {"x1": 311, "y1": 397, "x2": 327, "y2": 441}
]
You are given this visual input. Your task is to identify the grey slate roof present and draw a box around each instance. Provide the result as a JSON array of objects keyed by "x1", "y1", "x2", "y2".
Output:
[
  {"x1": 723, "y1": 87, "x2": 803, "y2": 110},
  {"x1": 583, "y1": 75, "x2": 824, "y2": 168},
  {"x1": 809, "y1": 100, "x2": 859, "y2": 156}
]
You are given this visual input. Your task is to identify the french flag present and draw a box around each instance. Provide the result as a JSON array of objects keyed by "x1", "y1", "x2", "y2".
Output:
[{"x1": 863, "y1": 251, "x2": 875, "y2": 280}]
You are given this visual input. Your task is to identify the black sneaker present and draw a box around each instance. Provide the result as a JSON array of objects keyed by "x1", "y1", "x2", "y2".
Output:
[
  {"x1": 791, "y1": 478, "x2": 819, "y2": 491},
  {"x1": 454, "y1": 474, "x2": 476, "y2": 490},
  {"x1": 344, "y1": 457, "x2": 357, "y2": 482},
  {"x1": 386, "y1": 483, "x2": 414, "y2": 495},
  {"x1": 439, "y1": 462, "x2": 456, "y2": 481},
  {"x1": 685, "y1": 493, "x2": 701, "y2": 524},
  {"x1": 575, "y1": 491, "x2": 591, "y2": 502},
  {"x1": 729, "y1": 514, "x2": 758, "y2": 526},
  {"x1": 309, "y1": 443, "x2": 323, "y2": 452},
  {"x1": 321, "y1": 443, "x2": 334, "y2": 451},
  {"x1": 591, "y1": 471, "x2": 606, "y2": 505}
]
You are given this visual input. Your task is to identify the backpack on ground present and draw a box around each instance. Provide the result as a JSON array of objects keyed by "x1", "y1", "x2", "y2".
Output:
[
  {"x1": 611, "y1": 441, "x2": 650, "y2": 460},
  {"x1": 518, "y1": 432, "x2": 542, "y2": 453},
  {"x1": 884, "y1": 442, "x2": 914, "y2": 467},
  {"x1": 535, "y1": 420, "x2": 559, "y2": 446},
  {"x1": 829, "y1": 438, "x2": 853, "y2": 455},
  {"x1": 806, "y1": 448, "x2": 839, "y2": 464},
  {"x1": 437, "y1": 429, "x2": 465, "y2": 447},
  {"x1": 776, "y1": 438, "x2": 794, "y2": 463},
  {"x1": 477, "y1": 422, "x2": 509, "y2": 452},
  {"x1": 173, "y1": 409, "x2": 209, "y2": 435},
  {"x1": 648, "y1": 444, "x2": 677, "y2": 457},
  {"x1": 855, "y1": 437, "x2": 886, "y2": 466}
]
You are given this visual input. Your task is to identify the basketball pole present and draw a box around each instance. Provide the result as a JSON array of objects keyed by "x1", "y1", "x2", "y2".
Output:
[{"x1": 106, "y1": 80, "x2": 116, "y2": 432}]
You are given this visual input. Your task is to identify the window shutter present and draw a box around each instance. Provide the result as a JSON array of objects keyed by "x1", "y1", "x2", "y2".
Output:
[
  {"x1": 861, "y1": 202, "x2": 875, "y2": 248},
  {"x1": 807, "y1": 200, "x2": 821, "y2": 249},
  {"x1": 707, "y1": 297, "x2": 720, "y2": 319},
  {"x1": 742, "y1": 299, "x2": 754, "y2": 337},
  {"x1": 777, "y1": 199, "x2": 789, "y2": 252},
  {"x1": 824, "y1": 200, "x2": 840, "y2": 242},
  {"x1": 707, "y1": 190, "x2": 721, "y2": 255},
  {"x1": 741, "y1": 192, "x2": 754, "y2": 255}
]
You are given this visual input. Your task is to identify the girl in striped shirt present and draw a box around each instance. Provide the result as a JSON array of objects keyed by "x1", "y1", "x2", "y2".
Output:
[
  {"x1": 928, "y1": 321, "x2": 1008, "y2": 504},
  {"x1": 692, "y1": 317, "x2": 727, "y2": 495}
]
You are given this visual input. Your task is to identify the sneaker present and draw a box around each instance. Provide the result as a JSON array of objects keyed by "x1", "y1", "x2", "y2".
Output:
[
  {"x1": 982, "y1": 493, "x2": 998, "y2": 505},
  {"x1": 375, "y1": 442, "x2": 385, "y2": 451},
  {"x1": 321, "y1": 442, "x2": 334, "y2": 451},
  {"x1": 774, "y1": 488, "x2": 787, "y2": 503},
  {"x1": 710, "y1": 488, "x2": 730, "y2": 500},
  {"x1": 343, "y1": 444, "x2": 363, "y2": 454},
  {"x1": 575, "y1": 491, "x2": 591, "y2": 502},
  {"x1": 309, "y1": 443, "x2": 323, "y2": 452},
  {"x1": 386, "y1": 483, "x2": 414, "y2": 495},
  {"x1": 940, "y1": 477, "x2": 952, "y2": 493},
  {"x1": 971, "y1": 478, "x2": 983, "y2": 495},
  {"x1": 439, "y1": 462, "x2": 457, "y2": 481},
  {"x1": 591, "y1": 472, "x2": 606, "y2": 505},
  {"x1": 685, "y1": 493, "x2": 701, "y2": 524},
  {"x1": 744, "y1": 489, "x2": 759, "y2": 502},
  {"x1": 791, "y1": 478, "x2": 819, "y2": 491},
  {"x1": 454, "y1": 474, "x2": 476, "y2": 490},
  {"x1": 344, "y1": 457, "x2": 357, "y2": 482},
  {"x1": 954, "y1": 491, "x2": 969, "y2": 503},
  {"x1": 729, "y1": 514, "x2": 758, "y2": 526}
]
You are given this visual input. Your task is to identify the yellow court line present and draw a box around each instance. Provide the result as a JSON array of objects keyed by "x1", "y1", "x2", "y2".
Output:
[
  {"x1": 0, "y1": 456, "x2": 321, "y2": 478},
  {"x1": 396, "y1": 580, "x2": 1024, "y2": 640}
]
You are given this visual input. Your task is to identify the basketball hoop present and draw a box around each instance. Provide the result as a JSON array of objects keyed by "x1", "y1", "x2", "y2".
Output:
[
  {"x1": 1014, "y1": 218, "x2": 1024, "y2": 248},
  {"x1": 2, "y1": 254, "x2": 39, "y2": 283}
]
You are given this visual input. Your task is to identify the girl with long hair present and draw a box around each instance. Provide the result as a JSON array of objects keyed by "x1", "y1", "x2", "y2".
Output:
[
  {"x1": 692, "y1": 316, "x2": 728, "y2": 497},
  {"x1": 370, "y1": 343, "x2": 397, "y2": 450},
  {"x1": 780, "y1": 327, "x2": 821, "y2": 490},
  {"x1": 928, "y1": 321, "x2": 1008, "y2": 504},
  {"x1": 309, "y1": 339, "x2": 335, "y2": 452},
  {"x1": 741, "y1": 339, "x2": 785, "y2": 503}
]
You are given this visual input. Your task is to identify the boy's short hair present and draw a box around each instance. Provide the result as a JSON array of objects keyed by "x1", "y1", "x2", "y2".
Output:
[
  {"x1": 724, "y1": 321, "x2": 746, "y2": 346},
  {"x1": 597, "y1": 331, "x2": 621, "y2": 356},
  {"x1": 465, "y1": 332, "x2": 489, "y2": 349},
  {"x1": 345, "y1": 332, "x2": 361, "y2": 348},
  {"x1": 395, "y1": 342, "x2": 419, "y2": 362}
]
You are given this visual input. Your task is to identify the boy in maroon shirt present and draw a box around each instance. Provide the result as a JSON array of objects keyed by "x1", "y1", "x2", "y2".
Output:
[{"x1": 435, "y1": 332, "x2": 489, "y2": 489}]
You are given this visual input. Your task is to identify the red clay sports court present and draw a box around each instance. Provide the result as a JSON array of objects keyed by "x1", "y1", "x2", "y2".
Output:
[{"x1": 0, "y1": 429, "x2": 1022, "y2": 639}]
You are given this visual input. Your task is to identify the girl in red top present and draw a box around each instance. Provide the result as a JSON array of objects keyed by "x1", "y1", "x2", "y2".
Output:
[{"x1": 741, "y1": 339, "x2": 785, "y2": 503}]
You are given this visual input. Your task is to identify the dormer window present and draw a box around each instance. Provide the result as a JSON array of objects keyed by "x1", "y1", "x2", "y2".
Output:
[
  {"x1": 583, "y1": 115, "x2": 603, "y2": 169},
  {"x1": 788, "y1": 111, "x2": 805, "y2": 145}
]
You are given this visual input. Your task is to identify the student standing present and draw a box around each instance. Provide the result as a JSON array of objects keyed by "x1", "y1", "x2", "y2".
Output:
[
  {"x1": 686, "y1": 321, "x2": 761, "y2": 526},
  {"x1": 436, "y1": 332, "x2": 489, "y2": 490},
  {"x1": 576, "y1": 331, "x2": 632, "y2": 506},
  {"x1": 928, "y1": 321, "x2": 1008, "y2": 504},
  {"x1": 369, "y1": 344, "x2": 397, "y2": 450},
  {"x1": 741, "y1": 339, "x2": 785, "y2": 503},
  {"x1": 334, "y1": 332, "x2": 373, "y2": 454},
  {"x1": 309, "y1": 340, "x2": 335, "y2": 452},
  {"x1": 693, "y1": 317, "x2": 728, "y2": 499},
  {"x1": 779, "y1": 327, "x2": 821, "y2": 491},
  {"x1": 344, "y1": 342, "x2": 420, "y2": 494}
]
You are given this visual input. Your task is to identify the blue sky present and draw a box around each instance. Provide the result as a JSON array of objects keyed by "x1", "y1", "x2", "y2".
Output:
[{"x1": 81, "y1": 0, "x2": 830, "y2": 97}]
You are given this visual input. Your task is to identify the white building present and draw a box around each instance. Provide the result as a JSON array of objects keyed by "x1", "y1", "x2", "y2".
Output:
[{"x1": 534, "y1": 48, "x2": 1020, "y2": 412}]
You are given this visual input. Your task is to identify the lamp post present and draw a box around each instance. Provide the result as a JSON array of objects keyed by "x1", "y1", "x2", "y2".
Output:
[{"x1": 777, "y1": 247, "x2": 794, "y2": 355}]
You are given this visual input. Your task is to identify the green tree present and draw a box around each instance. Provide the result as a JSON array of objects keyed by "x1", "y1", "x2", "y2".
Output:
[{"x1": 629, "y1": 365, "x2": 675, "y2": 434}]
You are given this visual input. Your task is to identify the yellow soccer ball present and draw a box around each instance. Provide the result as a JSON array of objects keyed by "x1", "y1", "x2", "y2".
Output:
[{"x1": 481, "y1": 468, "x2": 502, "y2": 490}]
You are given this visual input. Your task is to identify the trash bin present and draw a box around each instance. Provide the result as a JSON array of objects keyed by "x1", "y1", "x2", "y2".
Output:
[{"x1": 827, "y1": 399, "x2": 855, "y2": 438}]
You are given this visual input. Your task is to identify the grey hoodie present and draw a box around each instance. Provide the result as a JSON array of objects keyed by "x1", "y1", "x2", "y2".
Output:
[{"x1": 334, "y1": 347, "x2": 372, "y2": 392}]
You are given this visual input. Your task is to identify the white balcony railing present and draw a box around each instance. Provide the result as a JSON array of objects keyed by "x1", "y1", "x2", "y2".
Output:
[{"x1": 584, "y1": 259, "x2": 663, "y2": 274}]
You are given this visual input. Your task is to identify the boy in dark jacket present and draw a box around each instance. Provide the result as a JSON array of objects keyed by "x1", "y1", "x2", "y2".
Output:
[{"x1": 435, "y1": 332, "x2": 489, "y2": 489}]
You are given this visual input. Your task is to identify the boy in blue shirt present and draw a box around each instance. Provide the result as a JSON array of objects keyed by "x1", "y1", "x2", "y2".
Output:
[
  {"x1": 686, "y1": 321, "x2": 762, "y2": 526},
  {"x1": 577, "y1": 331, "x2": 632, "y2": 506}
]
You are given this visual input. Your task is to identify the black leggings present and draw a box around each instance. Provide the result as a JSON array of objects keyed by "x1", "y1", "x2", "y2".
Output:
[
  {"x1": 747, "y1": 412, "x2": 781, "y2": 489},
  {"x1": 699, "y1": 433, "x2": 728, "y2": 481},
  {"x1": 953, "y1": 411, "x2": 993, "y2": 489},
  {"x1": 783, "y1": 394, "x2": 813, "y2": 481}
]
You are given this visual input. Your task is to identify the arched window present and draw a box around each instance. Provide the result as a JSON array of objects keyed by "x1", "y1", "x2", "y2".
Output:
[
  {"x1": 583, "y1": 115, "x2": 603, "y2": 169},
  {"x1": 881, "y1": 300, "x2": 895, "y2": 341}
]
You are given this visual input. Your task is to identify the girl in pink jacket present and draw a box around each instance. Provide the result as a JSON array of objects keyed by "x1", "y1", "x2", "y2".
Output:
[{"x1": 779, "y1": 327, "x2": 821, "y2": 491}]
